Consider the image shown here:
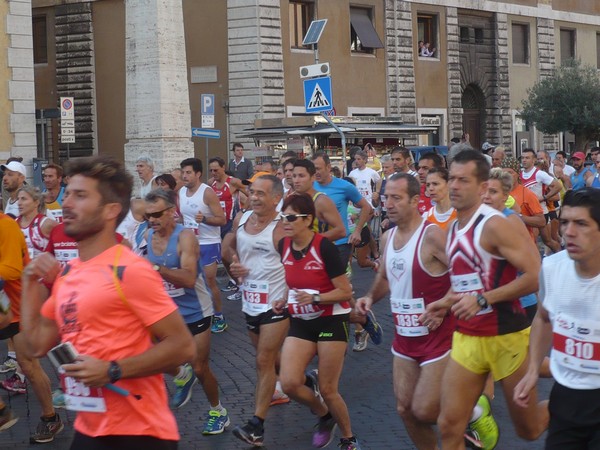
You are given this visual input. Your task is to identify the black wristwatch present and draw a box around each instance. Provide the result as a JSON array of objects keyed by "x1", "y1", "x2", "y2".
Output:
[
  {"x1": 108, "y1": 361, "x2": 122, "y2": 383},
  {"x1": 476, "y1": 293, "x2": 488, "y2": 310},
  {"x1": 312, "y1": 293, "x2": 321, "y2": 305}
]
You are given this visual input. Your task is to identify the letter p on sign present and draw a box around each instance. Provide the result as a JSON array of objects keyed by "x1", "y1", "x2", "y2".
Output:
[{"x1": 201, "y1": 94, "x2": 214, "y2": 115}]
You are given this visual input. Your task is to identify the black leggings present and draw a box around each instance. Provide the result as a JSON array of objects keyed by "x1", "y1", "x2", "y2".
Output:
[{"x1": 70, "y1": 432, "x2": 177, "y2": 450}]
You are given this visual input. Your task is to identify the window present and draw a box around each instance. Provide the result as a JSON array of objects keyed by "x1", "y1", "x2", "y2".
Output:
[
  {"x1": 560, "y1": 28, "x2": 576, "y2": 64},
  {"x1": 32, "y1": 15, "x2": 48, "y2": 64},
  {"x1": 512, "y1": 23, "x2": 529, "y2": 64},
  {"x1": 596, "y1": 33, "x2": 600, "y2": 69},
  {"x1": 417, "y1": 14, "x2": 438, "y2": 58},
  {"x1": 474, "y1": 27, "x2": 484, "y2": 44},
  {"x1": 289, "y1": 1, "x2": 314, "y2": 49},
  {"x1": 350, "y1": 7, "x2": 383, "y2": 53},
  {"x1": 460, "y1": 26, "x2": 470, "y2": 43}
]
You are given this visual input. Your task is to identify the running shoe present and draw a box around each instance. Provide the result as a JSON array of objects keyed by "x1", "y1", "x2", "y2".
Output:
[
  {"x1": 338, "y1": 437, "x2": 362, "y2": 450},
  {"x1": 227, "y1": 291, "x2": 242, "y2": 301},
  {"x1": 171, "y1": 363, "x2": 197, "y2": 409},
  {"x1": 464, "y1": 429, "x2": 483, "y2": 449},
  {"x1": 202, "y1": 409, "x2": 230, "y2": 435},
  {"x1": 221, "y1": 280, "x2": 238, "y2": 292},
  {"x1": 352, "y1": 330, "x2": 368, "y2": 352},
  {"x1": 469, "y1": 395, "x2": 499, "y2": 450},
  {"x1": 312, "y1": 415, "x2": 337, "y2": 448},
  {"x1": 0, "y1": 408, "x2": 18, "y2": 432},
  {"x1": 1, "y1": 373, "x2": 26, "y2": 394},
  {"x1": 305, "y1": 369, "x2": 321, "y2": 399},
  {"x1": 270, "y1": 388, "x2": 290, "y2": 406},
  {"x1": 363, "y1": 310, "x2": 383, "y2": 345},
  {"x1": 211, "y1": 315, "x2": 228, "y2": 333},
  {"x1": 0, "y1": 357, "x2": 17, "y2": 373},
  {"x1": 232, "y1": 419, "x2": 264, "y2": 446},
  {"x1": 52, "y1": 388, "x2": 65, "y2": 409},
  {"x1": 30, "y1": 414, "x2": 63, "y2": 443}
]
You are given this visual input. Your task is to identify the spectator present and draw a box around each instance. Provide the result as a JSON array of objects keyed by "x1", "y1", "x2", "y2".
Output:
[{"x1": 228, "y1": 143, "x2": 254, "y2": 181}]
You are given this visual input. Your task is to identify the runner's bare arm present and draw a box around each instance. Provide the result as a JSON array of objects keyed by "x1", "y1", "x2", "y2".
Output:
[
  {"x1": 356, "y1": 229, "x2": 390, "y2": 314},
  {"x1": 349, "y1": 197, "x2": 372, "y2": 245},
  {"x1": 199, "y1": 187, "x2": 227, "y2": 226},
  {"x1": 315, "y1": 195, "x2": 346, "y2": 241},
  {"x1": 481, "y1": 215, "x2": 540, "y2": 304},
  {"x1": 63, "y1": 310, "x2": 195, "y2": 387},
  {"x1": 421, "y1": 224, "x2": 449, "y2": 271},
  {"x1": 514, "y1": 299, "x2": 552, "y2": 407},
  {"x1": 20, "y1": 254, "x2": 60, "y2": 356},
  {"x1": 158, "y1": 229, "x2": 199, "y2": 289}
]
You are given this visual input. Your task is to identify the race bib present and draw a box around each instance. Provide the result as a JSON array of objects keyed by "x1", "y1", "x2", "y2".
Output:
[
  {"x1": 219, "y1": 201, "x2": 226, "y2": 211},
  {"x1": 55, "y1": 249, "x2": 79, "y2": 264},
  {"x1": 553, "y1": 312, "x2": 600, "y2": 374},
  {"x1": 60, "y1": 373, "x2": 106, "y2": 413},
  {"x1": 391, "y1": 297, "x2": 428, "y2": 337},
  {"x1": 241, "y1": 279, "x2": 270, "y2": 315},
  {"x1": 287, "y1": 289, "x2": 323, "y2": 320},
  {"x1": 47, "y1": 209, "x2": 63, "y2": 223},
  {"x1": 183, "y1": 218, "x2": 200, "y2": 235},
  {"x1": 162, "y1": 279, "x2": 185, "y2": 298},
  {"x1": 450, "y1": 273, "x2": 492, "y2": 316}
]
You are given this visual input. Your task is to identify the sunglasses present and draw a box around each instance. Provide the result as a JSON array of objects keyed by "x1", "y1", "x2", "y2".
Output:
[
  {"x1": 144, "y1": 207, "x2": 172, "y2": 220},
  {"x1": 280, "y1": 213, "x2": 309, "y2": 223}
]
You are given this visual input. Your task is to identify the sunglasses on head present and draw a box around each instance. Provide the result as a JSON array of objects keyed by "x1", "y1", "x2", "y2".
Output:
[
  {"x1": 280, "y1": 213, "x2": 309, "y2": 223},
  {"x1": 144, "y1": 207, "x2": 172, "y2": 220}
]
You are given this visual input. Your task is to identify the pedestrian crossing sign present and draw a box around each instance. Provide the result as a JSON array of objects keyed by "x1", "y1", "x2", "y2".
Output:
[{"x1": 303, "y1": 76, "x2": 333, "y2": 114}]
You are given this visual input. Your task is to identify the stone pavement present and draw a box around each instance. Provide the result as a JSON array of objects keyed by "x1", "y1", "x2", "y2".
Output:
[{"x1": 0, "y1": 262, "x2": 551, "y2": 449}]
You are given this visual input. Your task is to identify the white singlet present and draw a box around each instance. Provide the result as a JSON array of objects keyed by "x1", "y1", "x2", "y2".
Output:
[
  {"x1": 179, "y1": 184, "x2": 221, "y2": 245},
  {"x1": 236, "y1": 211, "x2": 287, "y2": 316}
]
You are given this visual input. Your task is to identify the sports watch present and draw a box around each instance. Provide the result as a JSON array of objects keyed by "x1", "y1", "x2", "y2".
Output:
[
  {"x1": 312, "y1": 293, "x2": 321, "y2": 305},
  {"x1": 476, "y1": 293, "x2": 489, "y2": 310},
  {"x1": 108, "y1": 361, "x2": 122, "y2": 383}
]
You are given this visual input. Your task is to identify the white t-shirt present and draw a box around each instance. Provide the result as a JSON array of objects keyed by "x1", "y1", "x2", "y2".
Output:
[
  {"x1": 349, "y1": 167, "x2": 381, "y2": 205},
  {"x1": 541, "y1": 251, "x2": 600, "y2": 390},
  {"x1": 550, "y1": 163, "x2": 575, "y2": 178}
]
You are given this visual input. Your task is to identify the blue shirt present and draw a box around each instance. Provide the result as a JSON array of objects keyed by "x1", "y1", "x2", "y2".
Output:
[
  {"x1": 314, "y1": 177, "x2": 363, "y2": 245},
  {"x1": 571, "y1": 167, "x2": 591, "y2": 191}
]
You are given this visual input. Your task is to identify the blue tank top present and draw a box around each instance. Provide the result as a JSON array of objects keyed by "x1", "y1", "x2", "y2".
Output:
[
  {"x1": 591, "y1": 172, "x2": 600, "y2": 189},
  {"x1": 502, "y1": 208, "x2": 537, "y2": 308},
  {"x1": 570, "y1": 167, "x2": 591, "y2": 191},
  {"x1": 146, "y1": 224, "x2": 204, "y2": 323}
]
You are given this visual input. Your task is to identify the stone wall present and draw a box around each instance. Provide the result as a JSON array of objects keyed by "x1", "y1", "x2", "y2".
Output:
[
  {"x1": 7, "y1": 0, "x2": 37, "y2": 169},
  {"x1": 55, "y1": 2, "x2": 95, "y2": 159},
  {"x1": 227, "y1": 0, "x2": 285, "y2": 149},
  {"x1": 446, "y1": 7, "x2": 462, "y2": 141},
  {"x1": 385, "y1": 0, "x2": 417, "y2": 144},
  {"x1": 537, "y1": 17, "x2": 560, "y2": 150}
]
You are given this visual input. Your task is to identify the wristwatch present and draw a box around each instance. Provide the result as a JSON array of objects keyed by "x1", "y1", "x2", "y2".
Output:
[
  {"x1": 152, "y1": 264, "x2": 160, "y2": 272},
  {"x1": 108, "y1": 361, "x2": 122, "y2": 383},
  {"x1": 476, "y1": 293, "x2": 489, "y2": 310},
  {"x1": 312, "y1": 293, "x2": 321, "y2": 305}
]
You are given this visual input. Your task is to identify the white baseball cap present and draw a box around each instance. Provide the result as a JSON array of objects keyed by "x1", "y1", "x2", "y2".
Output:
[{"x1": 0, "y1": 161, "x2": 27, "y2": 177}]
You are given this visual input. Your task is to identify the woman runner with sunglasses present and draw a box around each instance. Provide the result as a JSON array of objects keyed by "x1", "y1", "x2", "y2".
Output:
[{"x1": 273, "y1": 193, "x2": 362, "y2": 450}]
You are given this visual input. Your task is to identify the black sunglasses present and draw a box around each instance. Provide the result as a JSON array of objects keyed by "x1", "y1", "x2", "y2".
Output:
[
  {"x1": 144, "y1": 207, "x2": 172, "y2": 220},
  {"x1": 281, "y1": 213, "x2": 309, "y2": 223}
]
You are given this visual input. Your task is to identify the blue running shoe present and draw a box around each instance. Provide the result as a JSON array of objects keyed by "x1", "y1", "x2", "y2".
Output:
[
  {"x1": 171, "y1": 364, "x2": 197, "y2": 409},
  {"x1": 363, "y1": 311, "x2": 383, "y2": 345},
  {"x1": 202, "y1": 409, "x2": 230, "y2": 435},
  {"x1": 211, "y1": 315, "x2": 228, "y2": 333}
]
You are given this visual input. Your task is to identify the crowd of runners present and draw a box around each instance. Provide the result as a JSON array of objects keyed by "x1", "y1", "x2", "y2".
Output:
[{"x1": 0, "y1": 140, "x2": 598, "y2": 449}]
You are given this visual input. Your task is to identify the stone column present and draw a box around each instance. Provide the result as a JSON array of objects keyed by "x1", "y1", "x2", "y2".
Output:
[
  {"x1": 7, "y1": 0, "x2": 37, "y2": 170},
  {"x1": 227, "y1": 0, "x2": 285, "y2": 150},
  {"x1": 446, "y1": 7, "x2": 463, "y2": 141},
  {"x1": 385, "y1": 0, "x2": 417, "y2": 144},
  {"x1": 124, "y1": 0, "x2": 194, "y2": 183},
  {"x1": 537, "y1": 16, "x2": 559, "y2": 150},
  {"x1": 493, "y1": 13, "x2": 512, "y2": 147}
]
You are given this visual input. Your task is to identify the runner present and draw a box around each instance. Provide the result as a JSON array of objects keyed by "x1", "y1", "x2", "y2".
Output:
[
  {"x1": 391, "y1": 147, "x2": 418, "y2": 177},
  {"x1": 226, "y1": 175, "x2": 290, "y2": 446},
  {"x1": 179, "y1": 158, "x2": 228, "y2": 333},
  {"x1": 21, "y1": 156, "x2": 195, "y2": 450},
  {"x1": 208, "y1": 157, "x2": 245, "y2": 238},
  {"x1": 356, "y1": 173, "x2": 455, "y2": 449},
  {"x1": 422, "y1": 149, "x2": 548, "y2": 449},
  {"x1": 144, "y1": 189, "x2": 229, "y2": 434},
  {"x1": 16, "y1": 186, "x2": 59, "y2": 260},
  {"x1": 417, "y1": 152, "x2": 445, "y2": 215},
  {"x1": 514, "y1": 188, "x2": 600, "y2": 449},
  {"x1": 275, "y1": 193, "x2": 362, "y2": 450},
  {"x1": 42, "y1": 163, "x2": 65, "y2": 223},
  {"x1": 423, "y1": 168, "x2": 456, "y2": 231},
  {"x1": 1, "y1": 161, "x2": 26, "y2": 217}
]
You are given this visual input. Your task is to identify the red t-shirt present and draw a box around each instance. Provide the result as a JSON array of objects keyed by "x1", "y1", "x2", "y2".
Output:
[{"x1": 41, "y1": 245, "x2": 179, "y2": 440}]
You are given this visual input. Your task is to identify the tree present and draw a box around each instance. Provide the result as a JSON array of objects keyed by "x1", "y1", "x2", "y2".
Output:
[{"x1": 521, "y1": 59, "x2": 600, "y2": 151}]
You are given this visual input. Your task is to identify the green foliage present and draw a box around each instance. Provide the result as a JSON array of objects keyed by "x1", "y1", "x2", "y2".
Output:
[{"x1": 521, "y1": 59, "x2": 600, "y2": 148}]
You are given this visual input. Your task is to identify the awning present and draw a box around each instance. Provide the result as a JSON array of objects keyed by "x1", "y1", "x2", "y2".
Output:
[{"x1": 350, "y1": 9, "x2": 384, "y2": 49}]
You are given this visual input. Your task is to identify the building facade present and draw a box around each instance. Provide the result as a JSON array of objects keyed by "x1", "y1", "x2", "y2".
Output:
[{"x1": 18, "y1": 0, "x2": 600, "y2": 175}]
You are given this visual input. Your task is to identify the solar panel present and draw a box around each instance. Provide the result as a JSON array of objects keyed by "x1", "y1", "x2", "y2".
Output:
[{"x1": 302, "y1": 19, "x2": 328, "y2": 46}]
